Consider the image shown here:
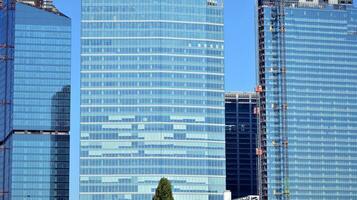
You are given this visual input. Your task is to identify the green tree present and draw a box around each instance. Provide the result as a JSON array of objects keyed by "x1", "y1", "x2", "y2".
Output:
[{"x1": 153, "y1": 178, "x2": 174, "y2": 200}]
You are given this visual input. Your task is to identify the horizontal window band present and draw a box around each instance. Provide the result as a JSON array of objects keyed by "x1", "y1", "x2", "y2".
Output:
[
  {"x1": 81, "y1": 88, "x2": 224, "y2": 93},
  {"x1": 81, "y1": 53, "x2": 224, "y2": 59},
  {"x1": 80, "y1": 104, "x2": 224, "y2": 109},
  {"x1": 81, "y1": 20, "x2": 224, "y2": 26},
  {"x1": 81, "y1": 36, "x2": 224, "y2": 43},
  {"x1": 81, "y1": 70, "x2": 223, "y2": 76}
]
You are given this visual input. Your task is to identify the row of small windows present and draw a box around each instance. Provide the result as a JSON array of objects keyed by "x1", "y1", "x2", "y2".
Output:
[
  {"x1": 266, "y1": 53, "x2": 357, "y2": 62},
  {"x1": 81, "y1": 107, "x2": 224, "y2": 114},
  {"x1": 14, "y1": 72, "x2": 71, "y2": 79},
  {"x1": 82, "y1": 73, "x2": 223, "y2": 80},
  {"x1": 264, "y1": 99, "x2": 357, "y2": 109},
  {"x1": 81, "y1": 64, "x2": 223, "y2": 73},
  {"x1": 266, "y1": 80, "x2": 357, "y2": 88},
  {"x1": 13, "y1": 121, "x2": 69, "y2": 128},
  {"x1": 14, "y1": 78, "x2": 69, "y2": 85},
  {"x1": 82, "y1": 5, "x2": 135, "y2": 12},
  {"x1": 82, "y1": 30, "x2": 222, "y2": 40},
  {"x1": 12, "y1": 168, "x2": 69, "y2": 175},
  {"x1": 82, "y1": 5, "x2": 223, "y2": 16},
  {"x1": 82, "y1": 89, "x2": 223, "y2": 97},
  {"x1": 81, "y1": 151, "x2": 224, "y2": 158},
  {"x1": 15, "y1": 65, "x2": 70, "y2": 72},
  {"x1": 82, "y1": 143, "x2": 224, "y2": 151},
  {"x1": 276, "y1": 44, "x2": 357, "y2": 53},
  {"x1": 16, "y1": 25, "x2": 70, "y2": 32},
  {"x1": 12, "y1": 175, "x2": 68, "y2": 183},
  {"x1": 81, "y1": 159, "x2": 224, "y2": 167},
  {"x1": 12, "y1": 182, "x2": 68, "y2": 190},
  {"x1": 12, "y1": 161, "x2": 69, "y2": 169},
  {"x1": 81, "y1": 81, "x2": 224, "y2": 89},
  {"x1": 81, "y1": 185, "x2": 218, "y2": 194},
  {"x1": 269, "y1": 67, "x2": 357, "y2": 75},
  {"x1": 81, "y1": 116, "x2": 224, "y2": 124},
  {"x1": 82, "y1": 56, "x2": 223, "y2": 64},
  {"x1": 16, "y1": 58, "x2": 70, "y2": 65},
  {"x1": 82, "y1": 16, "x2": 222, "y2": 26},
  {"x1": 15, "y1": 31, "x2": 71, "y2": 38},
  {"x1": 82, "y1": 47, "x2": 223, "y2": 56},
  {"x1": 16, "y1": 51, "x2": 71, "y2": 59},
  {"x1": 82, "y1": 22, "x2": 223, "y2": 33},
  {"x1": 80, "y1": 134, "x2": 225, "y2": 143},
  {"x1": 81, "y1": 124, "x2": 224, "y2": 132},
  {"x1": 266, "y1": 8, "x2": 351, "y2": 19},
  {"x1": 81, "y1": 98, "x2": 223, "y2": 105},
  {"x1": 82, "y1": 39, "x2": 223, "y2": 49},
  {"x1": 16, "y1": 37, "x2": 71, "y2": 45},
  {"x1": 13, "y1": 148, "x2": 69, "y2": 154},
  {"x1": 81, "y1": 99, "x2": 223, "y2": 107},
  {"x1": 16, "y1": 44, "x2": 70, "y2": 51},
  {"x1": 80, "y1": 168, "x2": 224, "y2": 176}
]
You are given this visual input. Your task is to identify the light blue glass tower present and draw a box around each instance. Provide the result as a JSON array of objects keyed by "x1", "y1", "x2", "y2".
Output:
[
  {"x1": 257, "y1": 0, "x2": 357, "y2": 199},
  {"x1": 0, "y1": 0, "x2": 71, "y2": 199},
  {"x1": 80, "y1": 0, "x2": 225, "y2": 199}
]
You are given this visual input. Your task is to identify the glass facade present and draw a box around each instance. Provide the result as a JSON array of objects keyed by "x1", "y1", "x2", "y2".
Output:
[
  {"x1": 13, "y1": 3, "x2": 71, "y2": 133},
  {"x1": 225, "y1": 93, "x2": 257, "y2": 199},
  {"x1": 80, "y1": 0, "x2": 225, "y2": 199},
  {"x1": 257, "y1": 1, "x2": 357, "y2": 200},
  {"x1": 0, "y1": 2, "x2": 71, "y2": 199},
  {"x1": 7, "y1": 134, "x2": 70, "y2": 200},
  {"x1": 0, "y1": 0, "x2": 15, "y2": 141}
]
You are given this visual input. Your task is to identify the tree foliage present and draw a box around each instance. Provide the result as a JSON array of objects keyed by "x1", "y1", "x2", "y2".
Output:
[{"x1": 153, "y1": 178, "x2": 174, "y2": 200}]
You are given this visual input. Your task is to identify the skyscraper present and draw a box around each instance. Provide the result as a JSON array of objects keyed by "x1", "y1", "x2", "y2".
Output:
[
  {"x1": 256, "y1": 0, "x2": 357, "y2": 199},
  {"x1": 0, "y1": 0, "x2": 71, "y2": 199},
  {"x1": 225, "y1": 92, "x2": 258, "y2": 199},
  {"x1": 80, "y1": 0, "x2": 225, "y2": 199}
]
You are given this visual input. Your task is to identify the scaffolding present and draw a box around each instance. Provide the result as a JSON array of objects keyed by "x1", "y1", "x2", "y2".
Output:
[
  {"x1": 257, "y1": 0, "x2": 289, "y2": 200},
  {"x1": 256, "y1": 2, "x2": 268, "y2": 199}
]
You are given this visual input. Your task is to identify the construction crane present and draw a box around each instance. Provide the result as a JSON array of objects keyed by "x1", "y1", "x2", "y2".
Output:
[{"x1": 256, "y1": 0, "x2": 289, "y2": 200}]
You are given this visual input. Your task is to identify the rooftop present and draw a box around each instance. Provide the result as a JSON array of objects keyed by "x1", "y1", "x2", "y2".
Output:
[
  {"x1": 259, "y1": 0, "x2": 353, "y2": 7},
  {"x1": 17, "y1": 0, "x2": 67, "y2": 17},
  {"x1": 225, "y1": 92, "x2": 258, "y2": 99}
]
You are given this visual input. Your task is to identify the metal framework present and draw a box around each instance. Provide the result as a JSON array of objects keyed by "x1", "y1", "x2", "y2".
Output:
[
  {"x1": 0, "y1": 0, "x2": 15, "y2": 104},
  {"x1": 0, "y1": 0, "x2": 15, "y2": 61},
  {"x1": 257, "y1": 0, "x2": 289, "y2": 200},
  {"x1": 0, "y1": 1, "x2": 15, "y2": 199},
  {"x1": 256, "y1": 3, "x2": 268, "y2": 199}
]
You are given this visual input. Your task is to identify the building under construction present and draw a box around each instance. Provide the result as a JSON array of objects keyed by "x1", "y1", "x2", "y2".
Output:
[
  {"x1": 0, "y1": 0, "x2": 71, "y2": 199},
  {"x1": 225, "y1": 92, "x2": 258, "y2": 199},
  {"x1": 256, "y1": 0, "x2": 357, "y2": 199}
]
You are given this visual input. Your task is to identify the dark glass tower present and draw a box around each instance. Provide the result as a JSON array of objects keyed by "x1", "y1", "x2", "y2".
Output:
[
  {"x1": 225, "y1": 92, "x2": 258, "y2": 199},
  {"x1": 0, "y1": 0, "x2": 71, "y2": 199},
  {"x1": 257, "y1": 0, "x2": 357, "y2": 199}
]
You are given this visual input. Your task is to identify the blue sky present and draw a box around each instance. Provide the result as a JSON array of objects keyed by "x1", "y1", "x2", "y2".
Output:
[{"x1": 53, "y1": 0, "x2": 256, "y2": 198}]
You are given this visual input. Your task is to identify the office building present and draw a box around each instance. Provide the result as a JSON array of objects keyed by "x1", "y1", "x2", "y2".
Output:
[
  {"x1": 256, "y1": 0, "x2": 357, "y2": 199},
  {"x1": 225, "y1": 93, "x2": 258, "y2": 199},
  {"x1": 81, "y1": 0, "x2": 225, "y2": 199},
  {"x1": 0, "y1": 0, "x2": 71, "y2": 199}
]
